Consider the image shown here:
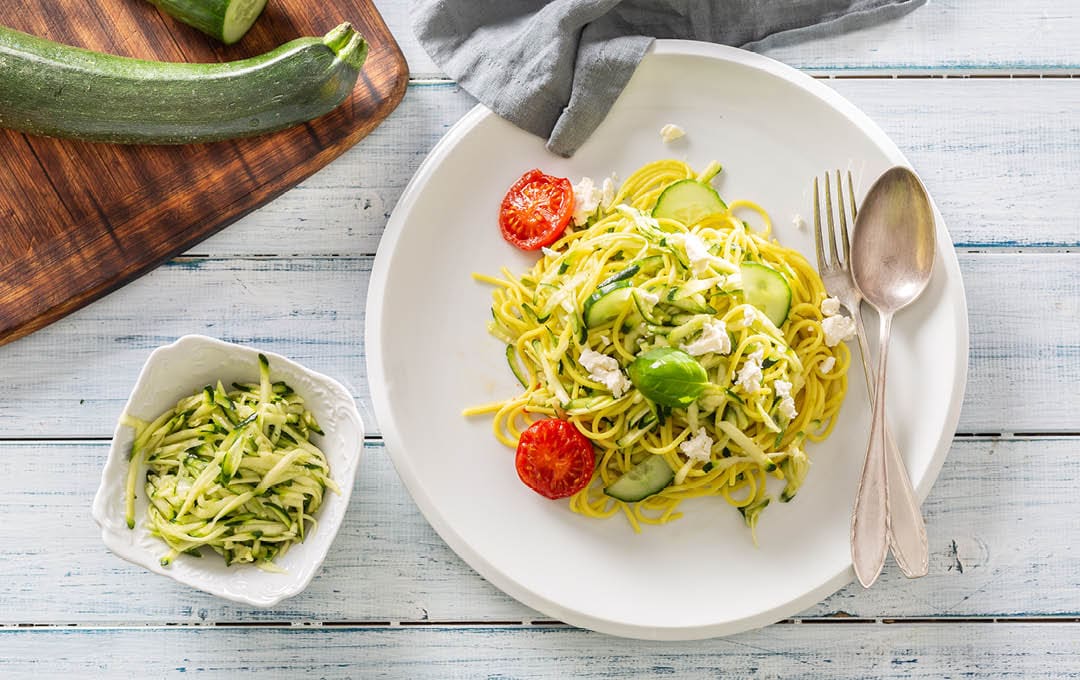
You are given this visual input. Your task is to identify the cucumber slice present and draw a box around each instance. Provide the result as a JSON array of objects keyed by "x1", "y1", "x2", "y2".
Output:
[
  {"x1": 740, "y1": 262, "x2": 792, "y2": 327},
  {"x1": 652, "y1": 180, "x2": 728, "y2": 225},
  {"x1": 603, "y1": 454, "x2": 675, "y2": 502},
  {"x1": 583, "y1": 281, "x2": 634, "y2": 328}
]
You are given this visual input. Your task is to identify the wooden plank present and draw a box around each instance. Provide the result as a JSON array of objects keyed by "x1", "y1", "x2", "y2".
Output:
[
  {"x1": 761, "y1": 0, "x2": 1080, "y2": 74},
  {"x1": 375, "y1": 0, "x2": 1080, "y2": 78},
  {"x1": 196, "y1": 78, "x2": 1080, "y2": 257},
  {"x1": 0, "y1": 1, "x2": 408, "y2": 347},
  {"x1": 0, "y1": 257, "x2": 377, "y2": 437},
  {"x1": 1, "y1": 438, "x2": 1077, "y2": 623},
  {"x1": 3, "y1": 623, "x2": 1080, "y2": 677},
  {"x1": 0, "y1": 252, "x2": 1073, "y2": 438}
]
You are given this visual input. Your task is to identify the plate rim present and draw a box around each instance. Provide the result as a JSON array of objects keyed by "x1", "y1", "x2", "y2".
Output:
[{"x1": 366, "y1": 39, "x2": 970, "y2": 640}]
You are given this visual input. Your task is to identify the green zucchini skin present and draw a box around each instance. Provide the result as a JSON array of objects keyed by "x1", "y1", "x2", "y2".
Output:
[
  {"x1": 146, "y1": 0, "x2": 268, "y2": 45},
  {"x1": 0, "y1": 22, "x2": 368, "y2": 144}
]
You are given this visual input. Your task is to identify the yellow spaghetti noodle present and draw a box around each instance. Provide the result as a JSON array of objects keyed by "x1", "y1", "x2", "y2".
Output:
[{"x1": 467, "y1": 160, "x2": 850, "y2": 536}]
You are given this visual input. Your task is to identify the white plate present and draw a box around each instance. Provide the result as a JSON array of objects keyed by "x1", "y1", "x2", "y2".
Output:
[{"x1": 366, "y1": 41, "x2": 968, "y2": 640}]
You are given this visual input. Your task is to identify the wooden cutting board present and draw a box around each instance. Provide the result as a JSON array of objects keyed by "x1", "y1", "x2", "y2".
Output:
[{"x1": 0, "y1": 1, "x2": 407, "y2": 346}]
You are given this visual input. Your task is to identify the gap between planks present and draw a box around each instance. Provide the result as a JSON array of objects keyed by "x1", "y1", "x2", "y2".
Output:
[{"x1": 4, "y1": 617, "x2": 1080, "y2": 630}]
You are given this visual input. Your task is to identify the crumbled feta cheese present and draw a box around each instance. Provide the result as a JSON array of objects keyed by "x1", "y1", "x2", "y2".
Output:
[
  {"x1": 679, "y1": 428, "x2": 713, "y2": 462},
  {"x1": 572, "y1": 177, "x2": 603, "y2": 225},
  {"x1": 774, "y1": 379, "x2": 792, "y2": 398},
  {"x1": 740, "y1": 305, "x2": 756, "y2": 328},
  {"x1": 722, "y1": 271, "x2": 742, "y2": 291},
  {"x1": 821, "y1": 296, "x2": 841, "y2": 317},
  {"x1": 822, "y1": 314, "x2": 857, "y2": 347},
  {"x1": 579, "y1": 348, "x2": 631, "y2": 398},
  {"x1": 774, "y1": 379, "x2": 798, "y2": 420},
  {"x1": 541, "y1": 246, "x2": 559, "y2": 258},
  {"x1": 599, "y1": 335, "x2": 611, "y2": 347},
  {"x1": 660, "y1": 123, "x2": 686, "y2": 143},
  {"x1": 735, "y1": 349, "x2": 764, "y2": 394},
  {"x1": 637, "y1": 289, "x2": 660, "y2": 306},
  {"x1": 778, "y1": 399, "x2": 798, "y2": 420},
  {"x1": 601, "y1": 174, "x2": 618, "y2": 209},
  {"x1": 681, "y1": 320, "x2": 732, "y2": 356},
  {"x1": 792, "y1": 214, "x2": 807, "y2": 230},
  {"x1": 682, "y1": 232, "x2": 715, "y2": 276},
  {"x1": 819, "y1": 356, "x2": 836, "y2": 374}
]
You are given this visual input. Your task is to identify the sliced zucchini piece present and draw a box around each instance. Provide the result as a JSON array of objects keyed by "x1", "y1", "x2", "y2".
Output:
[
  {"x1": 506, "y1": 345, "x2": 529, "y2": 388},
  {"x1": 598, "y1": 264, "x2": 640, "y2": 288},
  {"x1": 564, "y1": 396, "x2": 617, "y2": 414},
  {"x1": 652, "y1": 179, "x2": 728, "y2": 226},
  {"x1": 634, "y1": 255, "x2": 666, "y2": 276},
  {"x1": 603, "y1": 455, "x2": 675, "y2": 502},
  {"x1": 614, "y1": 412, "x2": 658, "y2": 448},
  {"x1": 583, "y1": 281, "x2": 634, "y2": 328},
  {"x1": 738, "y1": 496, "x2": 771, "y2": 531},
  {"x1": 666, "y1": 293, "x2": 716, "y2": 315},
  {"x1": 631, "y1": 290, "x2": 662, "y2": 325},
  {"x1": 740, "y1": 262, "x2": 792, "y2": 327},
  {"x1": 147, "y1": 0, "x2": 267, "y2": 45}
]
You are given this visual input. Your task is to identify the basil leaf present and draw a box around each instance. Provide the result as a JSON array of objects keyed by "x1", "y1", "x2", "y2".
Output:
[{"x1": 628, "y1": 348, "x2": 709, "y2": 408}]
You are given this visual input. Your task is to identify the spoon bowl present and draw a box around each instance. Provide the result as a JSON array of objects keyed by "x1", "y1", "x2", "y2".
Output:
[{"x1": 851, "y1": 167, "x2": 936, "y2": 311}]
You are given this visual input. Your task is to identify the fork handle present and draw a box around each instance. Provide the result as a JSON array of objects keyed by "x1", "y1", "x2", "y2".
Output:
[
  {"x1": 885, "y1": 428, "x2": 929, "y2": 576},
  {"x1": 851, "y1": 308, "x2": 929, "y2": 577}
]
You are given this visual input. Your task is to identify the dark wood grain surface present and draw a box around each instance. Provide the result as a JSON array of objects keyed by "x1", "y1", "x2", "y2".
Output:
[{"x1": 0, "y1": 0, "x2": 408, "y2": 346}]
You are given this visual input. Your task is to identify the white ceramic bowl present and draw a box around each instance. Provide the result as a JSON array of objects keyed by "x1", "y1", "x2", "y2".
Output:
[{"x1": 91, "y1": 334, "x2": 364, "y2": 607}]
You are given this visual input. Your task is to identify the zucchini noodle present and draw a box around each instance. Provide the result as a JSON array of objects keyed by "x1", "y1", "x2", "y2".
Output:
[{"x1": 467, "y1": 159, "x2": 850, "y2": 536}]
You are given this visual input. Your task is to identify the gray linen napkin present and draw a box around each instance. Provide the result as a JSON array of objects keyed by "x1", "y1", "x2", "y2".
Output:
[{"x1": 412, "y1": 0, "x2": 924, "y2": 156}]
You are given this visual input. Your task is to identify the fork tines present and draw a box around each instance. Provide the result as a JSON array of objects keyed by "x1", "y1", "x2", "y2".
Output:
[{"x1": 813, "y1": 170, "x2": 858, "y2": 272}]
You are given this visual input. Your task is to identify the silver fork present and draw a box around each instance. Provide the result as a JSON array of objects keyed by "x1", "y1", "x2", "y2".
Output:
[{"x1": 814, "y1": 170, "x2": 929, "y2": 582}]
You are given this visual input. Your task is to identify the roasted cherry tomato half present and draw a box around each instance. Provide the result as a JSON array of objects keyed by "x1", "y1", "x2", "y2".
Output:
[
  {"x1": 515, "y1": 419, "x2": 595, "y2": 499},
  {"x1": 498, "y1": 169, "x2": 574, "y2": 251}
]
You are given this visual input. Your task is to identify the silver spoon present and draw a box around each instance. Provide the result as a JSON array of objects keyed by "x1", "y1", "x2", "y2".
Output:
[{"x1": 849, "y1": 167, "x2": 936, "y2": 588}]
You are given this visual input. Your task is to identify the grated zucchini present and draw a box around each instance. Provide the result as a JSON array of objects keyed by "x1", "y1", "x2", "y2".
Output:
[{"x1": 124, "y1": 354, "x2": 337, "y2": 571}]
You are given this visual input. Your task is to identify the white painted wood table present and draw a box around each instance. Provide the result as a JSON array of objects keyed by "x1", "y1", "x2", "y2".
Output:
[{"x1": 3, "y1": 1, "x2": 1079, "y2": 677}]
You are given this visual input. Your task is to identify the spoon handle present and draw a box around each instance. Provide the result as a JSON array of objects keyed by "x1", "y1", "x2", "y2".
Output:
[
  {"x1": 852, "y1": 312, "x2": 892, "y2": 588},
  {"x1": 851, "y1": 309, "x2": 928, "y2": 578}
]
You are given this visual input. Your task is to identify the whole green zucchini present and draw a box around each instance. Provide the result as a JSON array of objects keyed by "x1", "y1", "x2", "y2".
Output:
[
  {"x1": 0, "y1": 22, "x2": 367, "y2": 144},
  {"x1": 145, "y1": 0, "x2": 268, "y2": 44}
]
